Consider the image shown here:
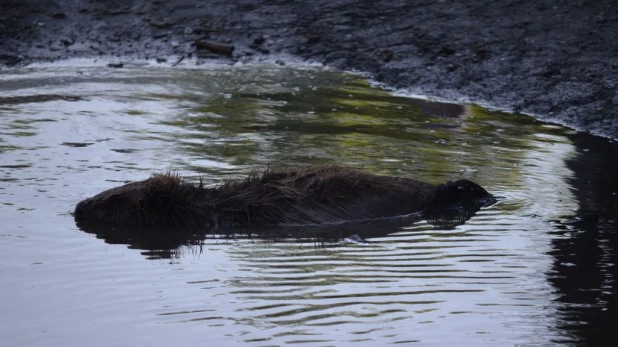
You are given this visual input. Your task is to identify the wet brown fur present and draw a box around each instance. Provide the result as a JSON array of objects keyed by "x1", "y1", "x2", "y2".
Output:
[{"x1": 74, "y1": 166, "x2": 439, "y2": 227}]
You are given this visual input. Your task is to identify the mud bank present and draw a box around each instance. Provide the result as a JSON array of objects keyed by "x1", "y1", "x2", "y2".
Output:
[{"x1": 1, "y1": 0, "x2": 617, "y2": 139}]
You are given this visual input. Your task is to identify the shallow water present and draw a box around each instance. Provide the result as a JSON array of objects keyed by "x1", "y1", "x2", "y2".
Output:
[{"x1": 0, "y1": 61, "x2": 616, "y2": 347}]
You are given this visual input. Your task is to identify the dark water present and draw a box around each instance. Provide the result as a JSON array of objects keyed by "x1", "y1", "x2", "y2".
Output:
[{"x1": 0, "y1": 61, "x2": 616, "y2": 346}]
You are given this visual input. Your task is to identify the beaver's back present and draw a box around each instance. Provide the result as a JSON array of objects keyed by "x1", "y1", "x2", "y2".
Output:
[{"x1": 210, "y1": 166, "x2": 436, "y2": 226}]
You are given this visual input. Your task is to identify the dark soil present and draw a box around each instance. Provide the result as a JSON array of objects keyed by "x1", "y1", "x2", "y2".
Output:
[{"x1": 1, "y1": 0, "x2": 617, "y2": 139}]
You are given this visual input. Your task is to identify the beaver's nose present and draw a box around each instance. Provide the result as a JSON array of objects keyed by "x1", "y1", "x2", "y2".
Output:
[{"x1": 74, "y1": 200, "x2": 90, "y2": 218}]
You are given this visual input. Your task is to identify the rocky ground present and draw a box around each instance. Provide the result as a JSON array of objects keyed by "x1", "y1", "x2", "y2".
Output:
[{"x1": 1, "y1": 0, "x2": 617, "y2": 140}]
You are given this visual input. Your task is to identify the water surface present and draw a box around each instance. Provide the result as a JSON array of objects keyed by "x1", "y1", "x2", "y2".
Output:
[{"x1": 0, "y1": 61, "x2": 616, "y2": 346}]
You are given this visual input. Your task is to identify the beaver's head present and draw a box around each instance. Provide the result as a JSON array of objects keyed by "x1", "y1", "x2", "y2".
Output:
[
  {"x1": 423, "y1": 179, "x2": 496, "y2": 228},
  {"x1": 74, "y1": 175, "x2": 210, "y2": 226}
]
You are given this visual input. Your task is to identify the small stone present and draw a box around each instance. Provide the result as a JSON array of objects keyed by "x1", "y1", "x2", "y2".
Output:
[
  {"x1": 375, "y1": 48, "x2": 393, "y2": 62},
  {"x1": 149, "y1": 18, "x2": 173, "y2": 29},
  {"x1": 153, "y1": 32, "x2": 169, "y2": 39},
  {"x1": 60, "y1": 38, "x2": 74, "y2": 46},
  {"x1": 303, "y1": 34, "x2": 320, "y2": 44},
  {"x1": 50, "y1": 12, "x2": 67, "y2": 19},
  {"x1": 253, "y1": 36, "x2": 266, "y2": 45}
]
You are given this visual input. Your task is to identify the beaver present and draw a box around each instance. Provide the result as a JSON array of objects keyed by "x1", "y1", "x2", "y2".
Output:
[{"x1": 74, "y1": 165, "x2": 495, "y2": 228}]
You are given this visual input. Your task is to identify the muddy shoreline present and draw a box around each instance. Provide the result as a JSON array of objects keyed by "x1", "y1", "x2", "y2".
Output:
[{"x1": 1, "y1": 0, "x2": 617, "y2": 140}]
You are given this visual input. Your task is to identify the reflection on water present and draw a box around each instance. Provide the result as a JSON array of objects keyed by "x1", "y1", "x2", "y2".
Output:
[
  {"x1": 550, "y1": 135, "x2": 618, "y2": 346},
  {"x1": 0, "y1": 61, "x2": 616, "y2": 346}
]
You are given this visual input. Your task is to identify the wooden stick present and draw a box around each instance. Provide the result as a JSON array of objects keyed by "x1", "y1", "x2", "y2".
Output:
[{"x1": 193, "y1": 40, "x2": 234, "y2": 55}]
